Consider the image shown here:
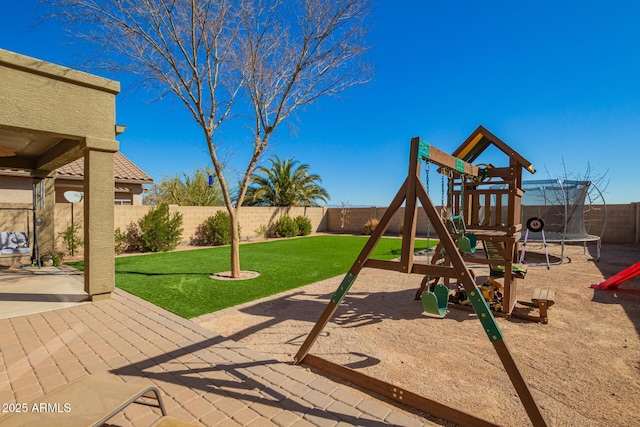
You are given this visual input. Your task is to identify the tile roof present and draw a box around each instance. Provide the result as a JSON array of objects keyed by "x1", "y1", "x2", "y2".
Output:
[{"x1": 56, "y1": 151, "x2": 153, "y2": 183}]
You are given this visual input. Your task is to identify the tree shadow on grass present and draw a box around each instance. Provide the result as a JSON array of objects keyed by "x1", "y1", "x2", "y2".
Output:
[{"x1": 116, "y1": 271, "x2": 213, "y2": 276}]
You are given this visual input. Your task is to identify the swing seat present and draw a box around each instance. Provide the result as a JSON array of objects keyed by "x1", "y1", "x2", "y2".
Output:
[
  {"x1": 457, "y1": 232, "x2": 477, "y2": 253},
  {"x1": 421, "y1": 283, "x2": 450, "y2": 316}
]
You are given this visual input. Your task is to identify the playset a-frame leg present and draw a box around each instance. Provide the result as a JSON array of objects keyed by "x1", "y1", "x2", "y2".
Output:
[
  {"x1": 294, "y1": 178, "x2": 410, "y2": 361},
  {"x1": 294, "y1": 137, "x2": 548, "y2": 427}
]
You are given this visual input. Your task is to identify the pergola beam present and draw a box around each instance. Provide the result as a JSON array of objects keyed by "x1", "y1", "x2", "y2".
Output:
[{"x1": 36, "y1": 139, "x2": 83, "y2": 171}]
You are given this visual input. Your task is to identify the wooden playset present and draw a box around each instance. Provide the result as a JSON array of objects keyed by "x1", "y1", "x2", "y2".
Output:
[
  {"x1": 414, "y1": 126, "x2": 554, "y2": 322},
  {"x1": 294, "y1": 126, "x2": 550, "y2": 426}
]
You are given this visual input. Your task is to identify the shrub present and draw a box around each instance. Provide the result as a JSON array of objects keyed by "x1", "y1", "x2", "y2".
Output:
[
  {"x1": 202, "y1": 211, "x2": 240, "y2": 246},
  {"x1": 294, "y1": 216, "x2": 312, "y2": 236},
  {"x1": 58, "y1": 222, "x2": 83, "y2": 257},
  {"x1": 254, "y1": 224, "x2": 270, "y2": 240},
  {"x1": 191, "y1": 219, "x2": 215, "y2": 246},
  {"x1": 362, "y1": 218, "x2": 379, "y2": 235},
  {"x1": 114, "y1": 227, "x2": 128, "y2": 254},
  {"x1": 138, "y1": 203, "x2": 183, "y2": 252},
  {"x1": 191, "y1": 223, "x2": 208, "y2": 246},
  {"x1": 275, "y1": 215, "x2": 299, "y2": 238},
  {"x1": 125, "y1": 222, "x2": 142, "y2": 252}
]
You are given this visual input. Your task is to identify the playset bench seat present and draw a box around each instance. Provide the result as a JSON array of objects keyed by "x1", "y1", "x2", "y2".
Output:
[{"x1": 516, "y1": 288, "x2": 555, "y2": 324}]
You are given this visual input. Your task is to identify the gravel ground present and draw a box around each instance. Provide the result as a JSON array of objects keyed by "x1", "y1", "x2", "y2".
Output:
[{"x1": 194, "y1": 242, "x2": 640, "y2": 426}]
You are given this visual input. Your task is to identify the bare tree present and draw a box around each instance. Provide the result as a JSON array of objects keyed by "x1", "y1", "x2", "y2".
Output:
[
  {"x1": 229, "y1": 0, "x2": 372, "y2": 274},
  {"x1": 48, "y1": 0, "x2": 372, "y2": 277}
]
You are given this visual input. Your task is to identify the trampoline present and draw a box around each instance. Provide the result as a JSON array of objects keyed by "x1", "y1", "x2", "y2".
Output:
[{"x1": 519, "y1": 179, "x2": 606, "y2": 264}]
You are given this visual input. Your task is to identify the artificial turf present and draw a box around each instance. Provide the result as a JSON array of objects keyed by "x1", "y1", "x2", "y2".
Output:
[{"x1": 69, "y1": 235, "x2": 436, "y2": 318}]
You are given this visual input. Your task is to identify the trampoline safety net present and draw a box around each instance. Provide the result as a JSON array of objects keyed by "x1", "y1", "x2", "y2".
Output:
[{"x1": 520, "y1": 179, "x2": 602, "y2": 242}]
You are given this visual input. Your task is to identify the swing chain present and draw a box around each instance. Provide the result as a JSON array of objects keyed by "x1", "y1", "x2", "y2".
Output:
[
  {"x1": 459, "y1": 173, "x2": 465, "y2": 224},
  {"x1": 425, "y1": 162, "x2": 431, "y2": 247},
  {"x1": 447, "y1": 170, "x2": 454, "y2": 218},
  {"x1": 440, "y1": 167, "x2": 445, "y2": 217}
]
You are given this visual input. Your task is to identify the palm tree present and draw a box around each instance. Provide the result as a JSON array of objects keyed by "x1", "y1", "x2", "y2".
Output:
[{"x1": 244, "y1": 156, "x2": 329, "y2": 207}]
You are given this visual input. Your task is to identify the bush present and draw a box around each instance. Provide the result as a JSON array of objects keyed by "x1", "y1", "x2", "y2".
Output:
[
  {"x1": 275, "y1": 215, "x2": 299, "y2": 238},
  {"x1": 201, "y1": 211, "x2": 240, "y2": 246},
  {"x1": 114, "y1": 227, "x2": 128, "y2": 254},
  {"x1": 362, "y1": 218, "x2": 379, "y2": 235},
  {"x1": 58, "y1": 222, "x2": 83, "y2": 257},
  {"x1": 254, "y1": 224, "x2": 270, "y2": 240},
  {"x1": 125, "y1": 222, "x2": 142, "y2": 252},
  {"x1": 191, "y1": 223, "x2": 209, "y2": 246},
  {"x1": 294, "y1": 216, "x2": 312, "y2": 236},
  {"x1": 138, "y1": 203, "x2": 183, "y2": 252}
]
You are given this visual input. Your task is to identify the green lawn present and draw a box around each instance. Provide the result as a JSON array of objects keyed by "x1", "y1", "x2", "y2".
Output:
[{"x1": 69, "y1": 235, "x2": 436, "y2": 318}]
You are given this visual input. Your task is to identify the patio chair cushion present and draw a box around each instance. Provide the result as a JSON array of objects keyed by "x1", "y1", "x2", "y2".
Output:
[{"x1": 0, "y1": 231, "x2": 30, "y2": 255}]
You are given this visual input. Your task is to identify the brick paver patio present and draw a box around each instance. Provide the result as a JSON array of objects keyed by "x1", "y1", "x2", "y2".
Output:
[{"x1": 0, "y1": 284, "x2": 428, "y2": 426}]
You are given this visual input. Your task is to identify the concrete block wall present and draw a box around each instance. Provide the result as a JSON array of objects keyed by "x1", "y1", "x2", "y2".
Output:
[
  {"x1": 114, "y1": 205, "x2": 157, "y2": 231},
  {"x1": 326, "y1": 203, "x2": 640, "y2": 244},
  {"x1": 598, "y1": 203, "x2": 639, "y2": 244},
  {"x1": 327, "y1": 206, "x2": 437, "y2": 236},
  {"x1": 54, "y1": 204, "x2": 328, "y2": 252},
  {"x1": 7, "y1": 202, "x2": 638, "y2": 262},
  {"x1": 151, "y1": 206, "x2": 329, "y2": 244},
  {"x1": 55, "y1": 204, "x2": 147, "y2": 257},
  {"x1": 232, "y1": 206, "x2": 328, "y2": 242}
]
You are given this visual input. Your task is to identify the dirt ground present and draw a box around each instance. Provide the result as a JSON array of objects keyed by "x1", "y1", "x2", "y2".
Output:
[{"x1": 194, "y1": 242, "x2": 640, "y2": 426}]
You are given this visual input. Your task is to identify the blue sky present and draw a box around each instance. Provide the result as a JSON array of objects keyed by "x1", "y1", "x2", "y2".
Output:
[{"x1": 2, "y1": 1, "x2": 639, "y2": 206}]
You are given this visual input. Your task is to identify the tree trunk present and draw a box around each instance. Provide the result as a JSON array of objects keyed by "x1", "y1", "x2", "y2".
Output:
[{"x1": 229, "y1": 209, "x2": 241, "y2": 277}]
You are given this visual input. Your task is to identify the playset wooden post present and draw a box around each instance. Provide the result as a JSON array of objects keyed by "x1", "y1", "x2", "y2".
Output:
[{"x1": 294, "y1": 130, "x2": 547, "y2": 426}]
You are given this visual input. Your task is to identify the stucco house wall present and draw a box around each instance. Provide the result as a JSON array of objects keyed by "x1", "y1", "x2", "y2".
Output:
[
  {"x1": 0, "y1": 48, "x2": 121, "y2": 299},
  {"x1": 0, "y1": 174, "x2": 32, "y2": 204}
]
